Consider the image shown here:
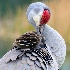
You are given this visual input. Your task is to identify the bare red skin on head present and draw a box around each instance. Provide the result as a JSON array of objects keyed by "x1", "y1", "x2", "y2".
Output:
[{"x1": 40, "y1": 10, "x2": 50, "y2": 25}]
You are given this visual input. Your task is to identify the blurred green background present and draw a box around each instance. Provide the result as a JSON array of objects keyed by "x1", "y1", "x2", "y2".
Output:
[{"x1": 0, "y1": 0, "x2": 70, "y2": 70}]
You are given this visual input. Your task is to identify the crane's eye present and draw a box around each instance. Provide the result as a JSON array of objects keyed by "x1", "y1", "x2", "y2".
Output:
[{"x1": 40, "y1": 9, "x2": 50, "y2": 26}]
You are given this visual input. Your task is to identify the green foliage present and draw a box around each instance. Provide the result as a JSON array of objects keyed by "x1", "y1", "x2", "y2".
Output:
[
  {"x1": 0, "y1": 0, "x2": 47, "y2": 17},
  {"x1": 0, "y1": 37, "x2": 13, "y2": 58}
]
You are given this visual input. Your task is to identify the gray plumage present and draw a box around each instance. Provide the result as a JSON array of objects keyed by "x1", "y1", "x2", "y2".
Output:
[
  {"x1": 0, "y1": 48, "x2": 46, "y2": 70},
  {"x1": 0, "y1": 2, "x2": 66, "y2": 70}
]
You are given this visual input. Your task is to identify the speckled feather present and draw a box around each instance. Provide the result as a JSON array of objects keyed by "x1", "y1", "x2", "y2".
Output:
[
  {"x1": 13, "y1": 31, "x2": 41, "y2": 49},
  {"x1": 0, "y1": 48, "x2": 47, "y2": 70}
]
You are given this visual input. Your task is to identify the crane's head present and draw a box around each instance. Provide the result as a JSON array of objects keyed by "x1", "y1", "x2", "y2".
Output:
[{"x1": 26, "y1": 2, "x2": 50, "y2": 29}]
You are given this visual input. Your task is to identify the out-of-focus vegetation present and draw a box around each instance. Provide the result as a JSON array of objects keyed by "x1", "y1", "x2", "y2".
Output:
[{"x1": 0, "y1": 0, "x2": 70, "y2": 70}]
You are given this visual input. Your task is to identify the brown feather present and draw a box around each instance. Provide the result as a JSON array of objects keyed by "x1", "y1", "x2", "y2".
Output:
[{"x1": 14, "y1": 31, "x2": 41, "y2": 49}]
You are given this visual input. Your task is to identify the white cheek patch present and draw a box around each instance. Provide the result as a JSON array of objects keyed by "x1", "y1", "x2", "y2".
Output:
[
  {"x1": 33, "y1": 12, "x2": 42, "y2": 26},
  {"x1": 33, "y1": 15, "x2": 40, "y2": 26}
]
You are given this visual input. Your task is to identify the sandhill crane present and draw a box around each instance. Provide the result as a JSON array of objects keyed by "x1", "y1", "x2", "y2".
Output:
[{"x1": 0, "y1": 2, "x2": 66, "y2": 70}]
